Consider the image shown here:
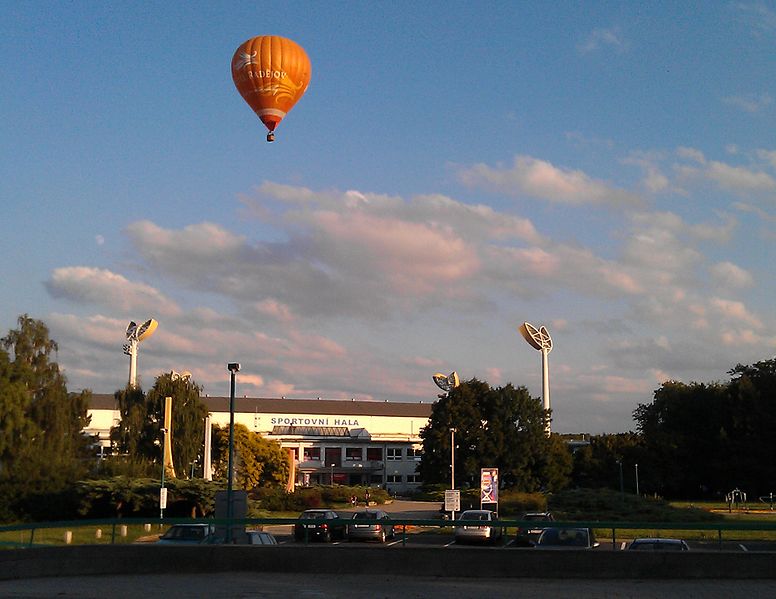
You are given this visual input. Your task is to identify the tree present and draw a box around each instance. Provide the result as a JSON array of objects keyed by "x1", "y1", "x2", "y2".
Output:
[
  {"x1": 571, "y1": 433, "x2": 644, "y2": 491},
  {"x1": 212, "y1": 423, "x2": 289, "y2": 489},
  {"x1": 145, "y1": 372, "x2": 209, "y2": 477},
  {"x1": 418, "y1": 379, "x2": 568, "y2": 492},
  {"x1": 0, "y1": 315, "x2": 93, "y2": 493},
  {"x1": 109, "y1": 372, "x2": 209, "y2": 477}
]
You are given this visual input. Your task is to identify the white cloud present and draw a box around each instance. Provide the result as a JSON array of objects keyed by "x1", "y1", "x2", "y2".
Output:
[
  {"x1": 710, "y1": 261, "x2": 754, "y2": 288},
  {"x1": 458, "y1": 155, "x2": 642, "y2": 207},
  {"x1": 722, "y1": 93, "x2": 773, "y2": 113},
  {"x1": 46, "y1": 267, "x2": 181, "y2": 316},
  {"x1": 578, "y1": 27, "x2": 628, "y2": 54}
]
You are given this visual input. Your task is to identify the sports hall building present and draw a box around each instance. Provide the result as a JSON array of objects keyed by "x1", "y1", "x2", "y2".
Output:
[{"x1": 86, "y1": 395, "x2": 434, "y2": 495}]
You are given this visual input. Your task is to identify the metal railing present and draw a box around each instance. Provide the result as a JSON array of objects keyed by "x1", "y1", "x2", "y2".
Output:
[{"x1": 3, "y1": 517, "x2": 776, "y2": 549}]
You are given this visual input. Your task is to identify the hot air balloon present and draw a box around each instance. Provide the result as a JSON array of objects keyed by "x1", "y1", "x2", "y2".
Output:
[{"x1": 231, "y1": 35, "x2": 312, "y2": 142}]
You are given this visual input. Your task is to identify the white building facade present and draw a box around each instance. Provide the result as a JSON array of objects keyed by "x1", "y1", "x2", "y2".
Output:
[{"x1": 86, "y1": 395, "x2": 433, "y2": 494}]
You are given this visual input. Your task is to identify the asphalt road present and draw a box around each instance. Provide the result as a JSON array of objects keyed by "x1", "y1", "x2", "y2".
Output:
[{"x1": 2, "y1": 572, "x2": 776, "y2": 598}]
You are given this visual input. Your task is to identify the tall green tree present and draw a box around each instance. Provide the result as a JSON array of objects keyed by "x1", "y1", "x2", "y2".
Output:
[
  {"x1": 0, "y1": 315, "x2": 92, "y2": 492},
  {"x1": 571, "y1": 433, "x2": 644, "y2": 491},
  {"x1": 145, "y1": 372, "x2": 209, "y2": 477},
  {"x1": 418, "y1": 379, "x2": 569, "y2": 492},
  {"x1": 110, "y1": 372, "x2": 209, "y2": 477},
  {"x1": 212, "y1": 423, "x2": 289, "y2": 489}
]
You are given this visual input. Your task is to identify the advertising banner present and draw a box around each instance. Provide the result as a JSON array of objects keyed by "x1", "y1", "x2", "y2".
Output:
[{"x1": 480, "y1": 468, "x2": 498, "y2": 505}]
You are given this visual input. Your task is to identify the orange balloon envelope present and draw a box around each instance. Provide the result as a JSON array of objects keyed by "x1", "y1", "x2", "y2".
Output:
[{"x1": 231, "y1": 35, "x2": 311, "y2": 142}]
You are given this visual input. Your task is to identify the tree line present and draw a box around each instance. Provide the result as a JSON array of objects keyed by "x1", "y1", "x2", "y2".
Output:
[
  {"x1": 0, "y1": 315, "x2": 288, "y2": 521},
  {"x1": 1, "y1": 313, "x2": 774, "y2": 522}
]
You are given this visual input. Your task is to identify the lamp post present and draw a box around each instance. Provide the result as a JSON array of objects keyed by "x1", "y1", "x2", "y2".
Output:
[
  {"x1": 635, "y1": 463, "x2": 640, "y2": 497},
  {"x1": 330, "y1": 463, "x2": 335, "y2": 486},
  {"x1": 617, "y1": 460, "x2": 624, "y2": 497},
  {"x1": 450, "y1": 427, "x2": 457, "y2": 520},
  {"x1": 226, "y1": 362, "x2": 240, "y2": 543}
]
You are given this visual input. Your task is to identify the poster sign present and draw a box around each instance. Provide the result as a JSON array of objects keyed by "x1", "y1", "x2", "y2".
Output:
[
  {"x1": 159, "y1": 487, "x2": 168, "y2": 509},
  {"x1": 480, "y1": 468, "x2": 498, "y2": 505},
  {"x1": 444, "y1": 489, "x2": 460, "y2": 512}
]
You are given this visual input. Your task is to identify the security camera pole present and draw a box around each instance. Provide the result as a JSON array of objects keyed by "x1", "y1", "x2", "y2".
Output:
[{"x1": 226, "y1": 362, "x2": 240, "y2": 543}]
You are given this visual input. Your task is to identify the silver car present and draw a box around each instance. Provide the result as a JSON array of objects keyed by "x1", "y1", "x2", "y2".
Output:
[
  {"x1": 347, "y1": 509, "x2": 394, "y2": 542},
  {"x1": 454, "y1": 509, "x2": 503, "y2": 544}
]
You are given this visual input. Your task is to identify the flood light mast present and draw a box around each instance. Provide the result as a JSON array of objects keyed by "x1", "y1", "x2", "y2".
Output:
[
  {"x1": 518, "y1": 322, "x2": 553, "y2": 434},
  {"x1": 123, "y1": 318, "x2": 158, "y2": 388}
]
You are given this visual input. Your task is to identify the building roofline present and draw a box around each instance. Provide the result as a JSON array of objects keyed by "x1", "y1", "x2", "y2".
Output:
[{"x1": 89, "y1": 394, "x2": 434, "y2": 418}]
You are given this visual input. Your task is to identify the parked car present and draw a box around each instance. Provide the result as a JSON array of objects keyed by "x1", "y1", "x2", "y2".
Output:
[
  {"x1": 627, "y1": 538, "x2": 690, "y2": 551},
  {"x1": 534, "y1": 527, "x2": 599, "y2": 550},
  {"x1": 515, "y1": 512, "x2": 554, "y2": 545},
  {"x1": 156, "y1": 523, "x2": 216, "y2": 545},
  {"x1": 454, "y1": 509, "x2": 503, "y2": 544},
  {"x1": 293, "y1": 509, "x2": 347, "y2": 542},
  {"x1": 246, "y1": 530, "x2": 278, "y2": 545},
  {"x1": 347, "y1": 509, "x2": 394, "y2": 542}
]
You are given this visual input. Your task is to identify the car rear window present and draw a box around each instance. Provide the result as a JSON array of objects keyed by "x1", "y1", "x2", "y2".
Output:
[
  {"x1": 461, "y1": 512, "x2": 489, "y2": 521},
  {"x1": 353, "y1": 512, "x2": 378, "y2": 520},
  {"x1": 525, "y1": 514, "x2": 550, "y2": 522},
  {"x1": 302, "y1": 512, "x2": 326, "y2": 519}
]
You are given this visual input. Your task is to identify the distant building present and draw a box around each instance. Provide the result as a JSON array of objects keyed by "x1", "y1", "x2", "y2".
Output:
[{"x1": 86, "y1": 394, "x2": 433, "y2": 495}]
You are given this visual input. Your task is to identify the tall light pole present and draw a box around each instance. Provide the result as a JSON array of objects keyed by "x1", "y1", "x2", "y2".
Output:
[
  {"x1": 450, "y1": 427, "x2": 456, "y2": 520},
  {"x1": 226, "y1": 362, "x2": 240, "y2": 543},
  {"x1": 432, "y1": 372, "x2": 461, "y2": 521},
  {"x1": 122, "y1": 319, "x2": 157, "y2": 388},
  {"x1": 635, "y1": 463, "x2": 640, "y2": 497},
  {"x1": 330, "y1": 463, "x2": 335, "y2": 486},
  {"x1": 518, "y1": 322, "x2": 553, "y2": 435}
]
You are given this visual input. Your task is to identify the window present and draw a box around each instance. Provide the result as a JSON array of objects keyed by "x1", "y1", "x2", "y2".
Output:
[
  {"x1": 387, "y1": 474, "x2": 402, "y2": 483},
  {"x1": 345, "y1": 447, "x2": 363, "y2": 461},
  {"x1": 370, "y1": 474, "x2": 383, "y2": 484},
  {"x1": 366, "y1": 447, "x2": 382, "y2": 461},
  {"x1": 386, "y1": 448, "x2": 402, "y2": 461},
  {"x1": 406, "y1": 447, "x2": 422, "y2": 460},
  {"x1": 406, "y1": 474, "x2": 420, "y2": 483},
  {"x1": 303, "y1": 447, "x2": 320, "y2": 461}
]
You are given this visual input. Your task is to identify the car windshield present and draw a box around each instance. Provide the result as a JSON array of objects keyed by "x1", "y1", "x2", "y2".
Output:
[
  {"x1": 540, "y1": 529, "x2": 589, "y2": 546},
  {"x1": 460, "y1": 512, "x2": 490, "y2": 521},
  {"x1": 301, "y1": 511, "x2": 326, "y2": 519},
  {"x1": 353, "y1": 512, "x2": 379, "y2": 520}
]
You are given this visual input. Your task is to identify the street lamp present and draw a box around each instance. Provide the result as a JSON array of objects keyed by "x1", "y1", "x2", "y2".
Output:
[
  {"x1": 635, "y1": 463, "x2": 640, "y2": 497},
  {"x1": 617, "y1": 460, "x2": 624, "y2": 497},
  {"x1": 330, "y1": 463, "x2": 335, "y2": 486},
  {"x1": 226, "y1": 362, "x2": 240, "y2": 543},
  {"x1": 450, "y1": 427, "x2": 457, "y2": 520}
]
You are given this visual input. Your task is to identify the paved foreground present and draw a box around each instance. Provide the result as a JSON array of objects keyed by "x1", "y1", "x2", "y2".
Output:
[{"x1": 1, "y1": 573, "x2": 775, "y2": 598}]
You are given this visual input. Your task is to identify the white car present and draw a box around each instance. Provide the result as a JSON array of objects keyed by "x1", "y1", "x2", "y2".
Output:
[{"x1": 454, "y1": 509, "x2": 503, "y2": 544}]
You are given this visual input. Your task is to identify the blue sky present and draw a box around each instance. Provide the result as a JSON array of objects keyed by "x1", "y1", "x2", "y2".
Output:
[{"x1": 2, "y1": 2, "x2": 775, "y2": 433}]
